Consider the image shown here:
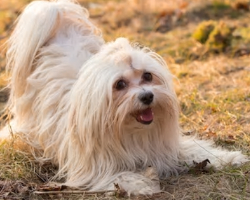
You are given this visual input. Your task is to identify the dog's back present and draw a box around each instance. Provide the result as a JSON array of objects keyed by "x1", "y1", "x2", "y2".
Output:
[{"x1": 4, "y1": 0, "x2": 103, "y2": 161}]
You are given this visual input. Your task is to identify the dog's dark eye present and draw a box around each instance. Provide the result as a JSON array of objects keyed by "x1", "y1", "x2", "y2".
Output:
[
  {"x1": 115, "y1": 80, "x2": 127, "y2": 90},
  {"x1": 142, "y1": 72, "x2": 152, "y2": 82}
]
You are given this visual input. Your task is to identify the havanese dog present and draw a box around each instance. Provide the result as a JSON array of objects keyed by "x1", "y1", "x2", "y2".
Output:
[{"x1": 1, "y1": 0, "x2": 248, "y2": 196}]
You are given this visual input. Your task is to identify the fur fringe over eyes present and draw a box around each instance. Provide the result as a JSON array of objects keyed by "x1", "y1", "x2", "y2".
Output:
[{"x1": 2, "y1": 0, "x2": 248, "y2": 196}]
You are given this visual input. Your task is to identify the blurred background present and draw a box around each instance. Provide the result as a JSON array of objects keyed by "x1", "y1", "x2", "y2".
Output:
[{"x1": 1, "y1": 0, "x2": 250, "y2": 64}]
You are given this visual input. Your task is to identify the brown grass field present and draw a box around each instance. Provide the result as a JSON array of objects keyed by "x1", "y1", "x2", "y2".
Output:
[{"x1": 0, "y1": 0, "x2": 250, "y2": 199}]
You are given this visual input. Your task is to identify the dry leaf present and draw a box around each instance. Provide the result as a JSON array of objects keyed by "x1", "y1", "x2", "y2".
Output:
[
  {"x1": 189, "y1": 159, "x2": 211, "y2": 174},
  {"x1": 193, "y1": 159, "x2": 210, "y2": 170},
  {"x1": 114, "y1": 183, "x2": 127, "y2": 198}
]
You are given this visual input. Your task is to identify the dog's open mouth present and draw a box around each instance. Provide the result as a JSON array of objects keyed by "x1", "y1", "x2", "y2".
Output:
[{"x1": 135, "y1": 108, "x2": 153, "y2": 125}]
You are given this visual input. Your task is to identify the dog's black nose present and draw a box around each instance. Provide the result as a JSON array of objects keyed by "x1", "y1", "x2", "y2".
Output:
[{"x1": 139, "y1": 92, "x2": 154, "y2": 105}]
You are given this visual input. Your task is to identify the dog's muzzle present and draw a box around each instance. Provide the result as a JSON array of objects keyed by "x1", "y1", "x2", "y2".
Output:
[
  {"x1": 135, "y1": 91, "x2": 154, "y2": 125},
  {"x1": 138, "y1": 91, "x2": 154, "y2": 105}
]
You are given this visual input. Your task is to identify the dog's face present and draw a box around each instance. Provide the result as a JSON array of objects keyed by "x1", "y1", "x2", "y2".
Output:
[
  {"x1": 113, "y1": 68, "x2": 157, "y2": 125},
  {"x1": 71, "y1": 38, "x2": 179, "y2": 138},
  {"x1": 111, "y1": 49, "x2": 178, "y2": 132}
]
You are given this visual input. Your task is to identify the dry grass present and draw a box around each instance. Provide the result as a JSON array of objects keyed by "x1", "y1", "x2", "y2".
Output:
[
  {"x1": 174, "y1": 56, "x2": 250, "y2": 145},
  {"x1": 0, "y1": 0, "x2": 250, "y2": 199}
]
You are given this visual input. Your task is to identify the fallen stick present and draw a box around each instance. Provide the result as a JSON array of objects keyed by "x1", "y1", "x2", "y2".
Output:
[{"x1": 33, "y1": 189, "x2": 116, "y2": 195}]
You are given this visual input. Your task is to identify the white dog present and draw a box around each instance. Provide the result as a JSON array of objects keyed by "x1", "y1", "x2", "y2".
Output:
[{"x1": 3, "y1": 0, "x2": 247, "y2": 195}]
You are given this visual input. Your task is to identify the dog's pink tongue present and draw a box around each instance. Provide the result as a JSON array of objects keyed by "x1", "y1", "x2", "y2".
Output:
[{"x1": 137, "y1": 108, "x2": 153, "y2": 124}]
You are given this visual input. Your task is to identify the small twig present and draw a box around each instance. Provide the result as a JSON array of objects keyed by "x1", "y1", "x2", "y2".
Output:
[{"x1": 33, "y1": 189, "x2": 116, "y2": 195}]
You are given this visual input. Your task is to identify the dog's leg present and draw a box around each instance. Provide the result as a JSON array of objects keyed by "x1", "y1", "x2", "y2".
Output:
[{"x1": 178, "y1": 137, "x2": 248, "y2": 170}]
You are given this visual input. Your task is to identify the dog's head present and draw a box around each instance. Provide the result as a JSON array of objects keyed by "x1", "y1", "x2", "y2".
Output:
[{"x1": 70, "y1": 38, "x2": 179, "y2": 141}]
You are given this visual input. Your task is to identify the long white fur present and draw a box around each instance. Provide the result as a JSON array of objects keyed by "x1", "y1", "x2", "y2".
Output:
[{"x1": 3, "y1": 0, "x2": 248, "y2": 195}]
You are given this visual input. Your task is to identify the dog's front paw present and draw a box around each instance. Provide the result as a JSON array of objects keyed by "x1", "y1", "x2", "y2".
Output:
[
  {"x1": 116, "y1": 178, "x2": 159, "y2": 196},
  {"x1": 115, "y1": 171, "x2": 160, "y2": 196}
]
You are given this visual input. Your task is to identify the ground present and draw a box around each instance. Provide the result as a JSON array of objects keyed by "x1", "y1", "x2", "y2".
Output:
[{"x1": 0, "y1": 0, "x2": 250, "y2": 199}]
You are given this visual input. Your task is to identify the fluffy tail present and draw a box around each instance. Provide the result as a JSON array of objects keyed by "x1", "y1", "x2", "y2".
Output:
[{"x1": 6, "y1": 0, "x2": 102, "y2": 103}]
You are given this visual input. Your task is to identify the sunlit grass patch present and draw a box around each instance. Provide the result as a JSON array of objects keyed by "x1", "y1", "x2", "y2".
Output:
[
  {"x1": 174, "y1": 55, "x2": 250, "y2": 154},
  {"x1": 0, "y1": 138, "x2": 37, "y2": 181}
]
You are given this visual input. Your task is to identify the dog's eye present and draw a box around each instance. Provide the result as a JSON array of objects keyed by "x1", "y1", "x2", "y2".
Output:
[
  {"x1": 142, "y1": 72, "x2": 152, "y2": 82},
  {"x1": 115, "y1": 80, "x2": 127, "y2": 90}
]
